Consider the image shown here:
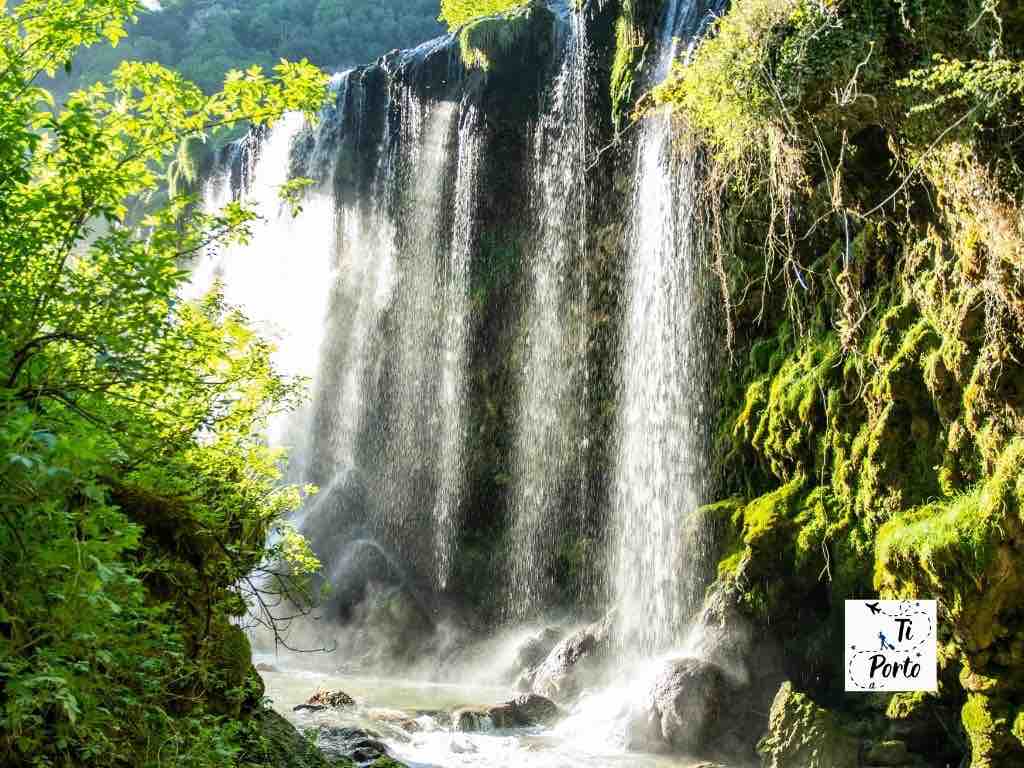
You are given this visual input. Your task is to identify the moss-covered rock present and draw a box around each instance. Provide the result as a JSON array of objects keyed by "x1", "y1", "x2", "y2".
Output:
[
  {"x1": 249, "y1": 709, "x2": 343, "y2": 768},
  {"x1": 457, "y1": 1, "x2": 555, "y2": 78},
  {"x1": 757, "y1": 682, "x2": 859, "y2": 768}
]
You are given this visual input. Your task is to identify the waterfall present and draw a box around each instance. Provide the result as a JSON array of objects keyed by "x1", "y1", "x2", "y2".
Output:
[
  {"x1": 506, "y1": 11, "x2": 590, "y2": 617},
  {"x1": 609, "y1": 0, "x2": 723, "y2": 654},
  {"x1": 186, "y1": 111, "x2": 338, "y2": 482},
  {"x1": 365, "y1": 89, "x2": 485, "y2": 589},
  {"x1": 188, "y1": 0, "x2": 730, "y2": 662},
  {"x1": 373, "y1": 92, "x2": 458, "y2": 581},
  {"x1": 193, "y1": 63, "x2": 484, "y2": 597},
  {"x1": 299, "y1": 68, "x2": 398, "y2": 517},
  {"x1": 435, "y1": 104, "x2": 482, "y2": 589}
]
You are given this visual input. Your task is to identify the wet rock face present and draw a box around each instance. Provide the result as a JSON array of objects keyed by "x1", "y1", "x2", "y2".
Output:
[
  {"x1": 757, "y1": 682, "x2": 859, "y2": 768},
  {"x1": 490, "y1": 694, "x2": 562, "y2": 727},
  {"x1": 626, "y1": 658, "x2": 726, "y2": 754},
  {"x1": 512, "y1": 627, "x2": 565, "y2": 675},
  {"x1": 316, "y1": 725, "x2": 404, "y2": 766},
  {"x1": 529, "y1": 615, "x2": 613, "y2": 703}
]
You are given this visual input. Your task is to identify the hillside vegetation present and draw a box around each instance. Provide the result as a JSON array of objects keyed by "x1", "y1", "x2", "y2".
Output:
[{"x1": 52, "y1": 0, "x2": 444, "y2": 96}]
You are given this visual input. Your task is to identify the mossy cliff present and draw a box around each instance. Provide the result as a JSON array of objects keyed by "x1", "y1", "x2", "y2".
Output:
[{"x1": 622, "y1": 0, "x2": 1024, "y2": 764}]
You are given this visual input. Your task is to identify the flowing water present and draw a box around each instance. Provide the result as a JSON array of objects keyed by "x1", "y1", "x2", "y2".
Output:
[
  {"x1": 196, "y1": 61, "x2": 481, "y2": 591},
  {"x1": 506, "y1": 10, "x2": 590, "y2": 618},
  {"x1": 187, "y1": 112, "x2": 338, "y2": 480},
  {"x1": 258, "y1": 662, "x2": 721, "y2": 768},
  {"x1": 608, "y1": 0, "x2": 724, "y2": 656},
  {"x1": 199, "y1": 2, "x2": 741, "y2": 762},
  {"x1": 375, "y1": 92, "x2": 459, "y2": 579},
  {"x1": 434, "y1": 105, "x2": 482, "y2": 589}
]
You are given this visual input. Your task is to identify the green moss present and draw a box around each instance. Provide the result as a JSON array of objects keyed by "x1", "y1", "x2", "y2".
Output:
[
  {"x1": 875, "y1": 438, "x2": 1024, "y2": 592},
  {"x1": 698, "y1": 498, "x2": 747, "y2": 581},
  {"x1": 758, "y1": 682, "x2": 859, "y2": 768},
  {"x1": 441, "y1": 0, "x2": 527, "y2": 30},
  {"x1": 684, "y1": 0, "x2": 1024, "y2": 758},
  {"x1": 653, "y1": 0, "x2": 810, "y2": 164},
  {"x1": 249, "y1": 709, "x2": 334, "y2": 768},
  {"x1": 368, "y1": 759, "x2": 407, "y2": 768},
  {"x1": 717, "y1": 549, "x2": 746, "y2": 581},
  {"x1": 458, "y1": 3, "x2": 543, "y2": 72},
  {"x1": 962, "y1": 694, "x2": 1006, "y2": 768},
  {"x1": 737, "y1": 331, "x2": 841, "y2": 481},
  {"x1": 886, "y1": 690, "x2": 930, "y2": 721},
  {"x1": 743, "y1": 475, "x2": 805, "y2": 550},
  {"x1": 607, "y1": 0, "x2": 662, "y2": 131}
]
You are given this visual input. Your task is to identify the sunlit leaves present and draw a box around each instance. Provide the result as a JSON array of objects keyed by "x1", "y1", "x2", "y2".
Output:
[
  {"x1": 0, "y1": 1, "x2": 328, "y2": 765},
  {"x1": 902, "y1": 55, "x2": 1024, "y2": 122},
  {"x1": 438, "y1": 0, "x2": 526, "y2": 30}
]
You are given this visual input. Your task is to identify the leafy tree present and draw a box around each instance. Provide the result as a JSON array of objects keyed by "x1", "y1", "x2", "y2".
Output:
[{"x1": 0, "y1": 1, "x2": 328, "y2": 765}]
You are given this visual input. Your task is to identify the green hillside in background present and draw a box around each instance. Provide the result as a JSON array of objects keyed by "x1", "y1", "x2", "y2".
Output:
[{"x1": 52, "y1": 0, "x2": 445, "y2": 97}]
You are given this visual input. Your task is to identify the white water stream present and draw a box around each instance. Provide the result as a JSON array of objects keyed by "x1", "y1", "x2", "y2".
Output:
[
  {"x1": 609, "y1": 0, "x2": 723, "y2": 656},
  {"x1": 506, "y1": 10, "x2": 590, "y2": 618},
  {"x1": 259, "y1": 662, "x2": 722, "y2": 768}
]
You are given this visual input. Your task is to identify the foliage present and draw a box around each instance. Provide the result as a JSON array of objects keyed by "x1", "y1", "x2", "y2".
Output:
[
  {"x1": 684, "y1": 0, "x2": 1024, "y2": 760},
  {"x1": 52, "y1": 0, "x2": 443, "y2": 97},
  {"x1": 439, "y1": 0, "x2": 526, "y2": 32},
  {"x1": 652, "y1": 0, "x2": 814, "y2": 164},
  {"x1": 0, "y1": 1, "x2": 328, "y2": 765},
  {"x1": 904, "y1": 55, "x2": 1024, "y2": 120}
]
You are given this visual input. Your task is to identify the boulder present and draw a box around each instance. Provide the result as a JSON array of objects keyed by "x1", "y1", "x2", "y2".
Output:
[
  {"x1": 530, "y1": 614, "x2": 613, "y2": 703},
  {"x1": 306, "y1": 688, "x2": 356, "y2": 709},
  {"x1": 255, "y1": 662, "x2": 279, "y2": 673},
  {"x1": 506, "y1": 693, "x2": 561, "y2": 726},
  {"x1": 315, "y1": 725, "x2": 406, "y2": 766},
  {"x1": 487, "y1": 694, "x2": 561, "y2": 728},
  {"x1": 757, "y1": 682, "x2": 859, "y2": 768},
  {"x1": 451, "y1": 706, "x2": 494, "y2": 732},
  {"x1": 627, "y1": 657, "x2": 726, "y2": 754},
  {"x1": 512, "y1": 627, "x2": 564, "y2": 674}
]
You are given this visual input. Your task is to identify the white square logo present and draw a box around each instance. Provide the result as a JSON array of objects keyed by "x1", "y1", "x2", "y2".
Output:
[{"x1": 845, "y1": 600, "x2": 937, "y2": 692}]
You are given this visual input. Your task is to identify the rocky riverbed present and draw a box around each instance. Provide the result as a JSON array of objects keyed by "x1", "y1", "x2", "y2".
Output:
[{"x1": 257, "y1": 658, "x2": 741, "y2": 768}]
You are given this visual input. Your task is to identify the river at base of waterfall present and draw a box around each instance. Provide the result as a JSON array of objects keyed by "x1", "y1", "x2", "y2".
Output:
[{"x1": 257, "y1": 658, "x2": 740, "y2": 768}]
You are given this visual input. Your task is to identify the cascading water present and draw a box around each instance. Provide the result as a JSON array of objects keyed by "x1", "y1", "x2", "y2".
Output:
[
  {"x1": 434, "y1": 104, "x2": 482, "y2": 589},
  {"x1": 223, "y1": 5, "x2": 755, "y2": 766},
  {"x1": 297, "y1": 68, "x2": 399, "y2": 527},
  {"x1": 506, "y1": 10, "x2": 590, "y2": 617},
  {"x1": 187, "y1": 111, "x2": 338, "y2": 480},
  {"x1": 609, "y1": 0, "x2": 724, "y2": 654},
  {"x1": 373, "y1": 92, "x2": 458, "y2": 581},
  {"x1": 193, "y1": 63, "x2": 483, "y2": 595}
]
